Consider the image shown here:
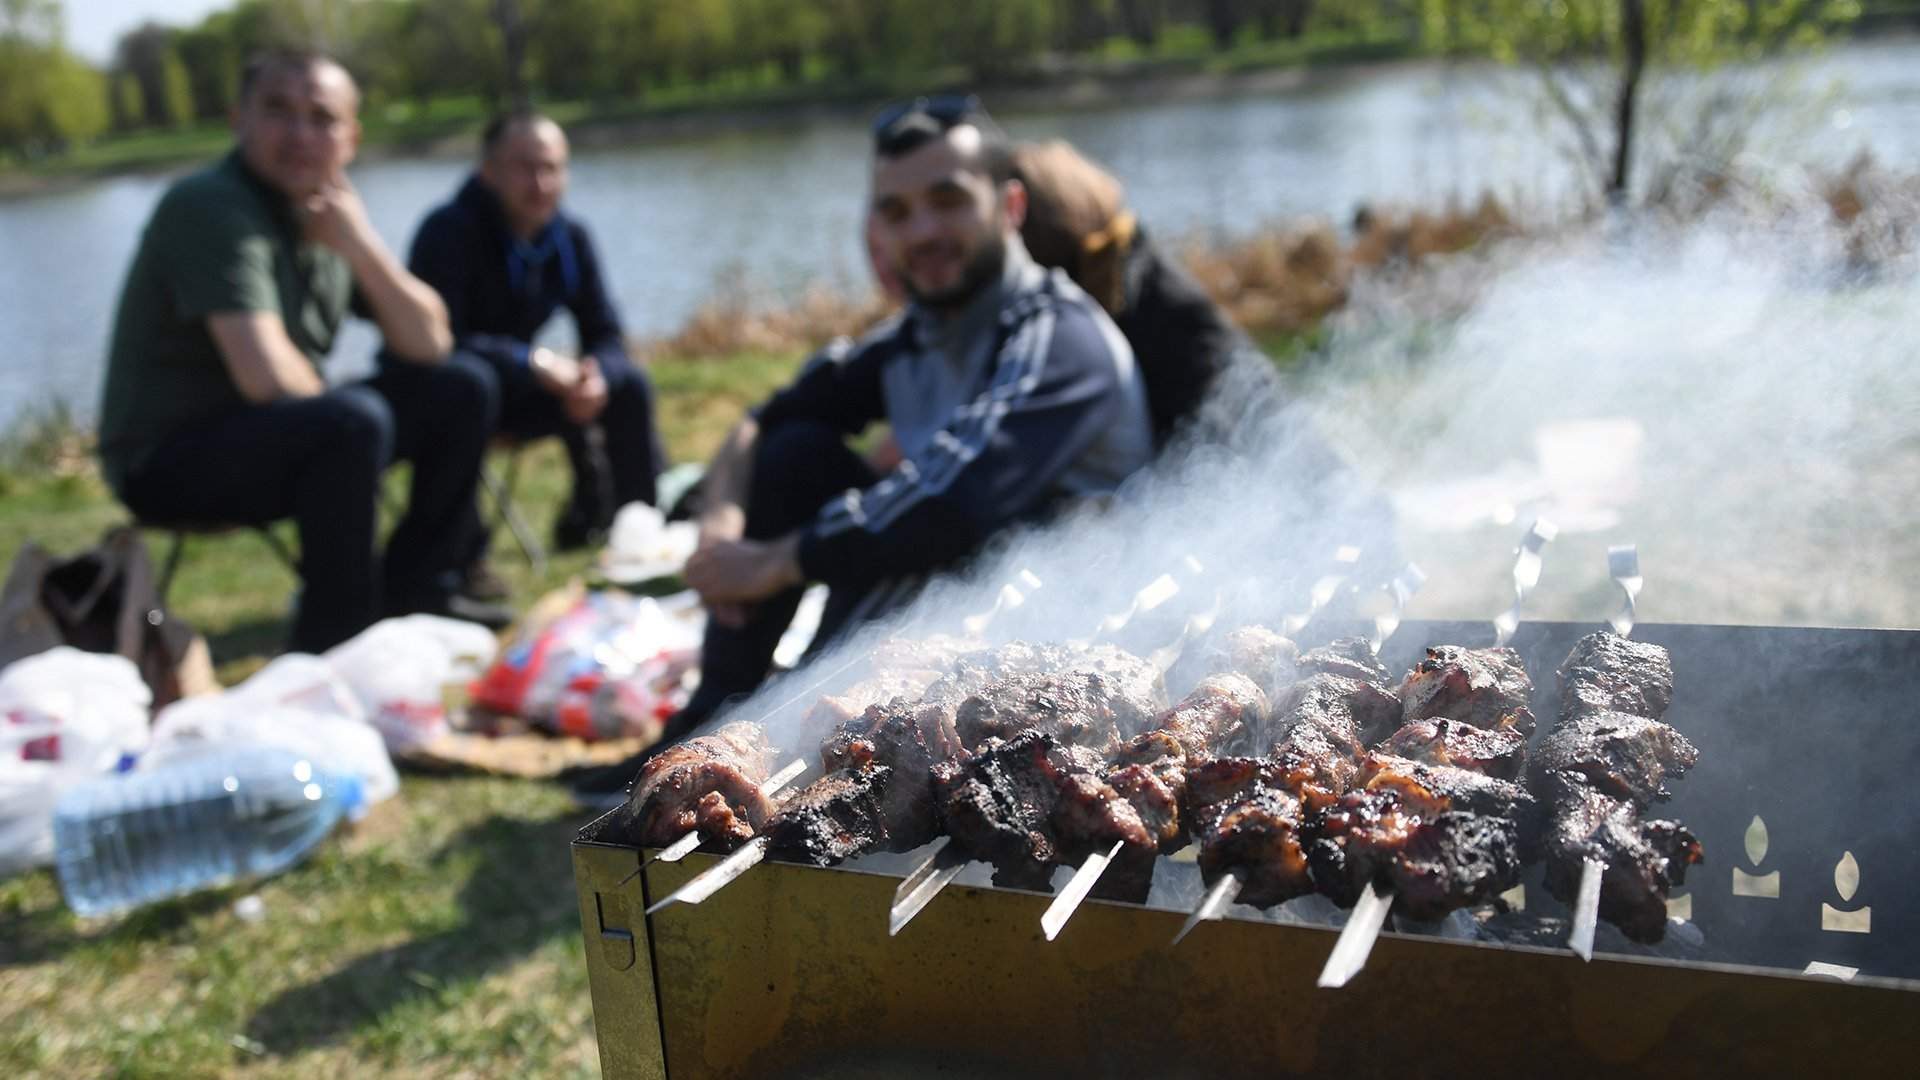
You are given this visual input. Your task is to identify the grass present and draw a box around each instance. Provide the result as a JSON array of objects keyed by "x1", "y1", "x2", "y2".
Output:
[{"x1": 0, "y1": 347, "x2": 805, "y2": 1078}]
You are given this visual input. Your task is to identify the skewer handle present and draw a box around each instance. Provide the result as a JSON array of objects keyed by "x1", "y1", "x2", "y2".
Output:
[
  {"x1": 1607, "y1": 544, "x2": 1642, "y2": 638},
  {"x1": 1318, "y1": 881, "x2": 1393, "y2": 988}
]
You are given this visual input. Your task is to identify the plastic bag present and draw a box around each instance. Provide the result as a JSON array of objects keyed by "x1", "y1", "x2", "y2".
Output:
[
  {"x1": 0, "y1": 647, "x2": 152, "y2": 876},
  {"x1": 596, "y1": 501, "x2": 699, "y2": 585},
  {"x1": 469, "y1": 589, "x2": 702, "y2": 740},
  {"x1": 144, "y1": 653, "x2": 398, "y2": 808},
  {"x1": 325, "y1": 615, "x2": 500, "y2": 751}
]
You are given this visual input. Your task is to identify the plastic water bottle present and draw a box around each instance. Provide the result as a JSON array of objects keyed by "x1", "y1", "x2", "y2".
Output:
[{"x1": 51, "y1": 746, "x2": 364, "y2": 917}]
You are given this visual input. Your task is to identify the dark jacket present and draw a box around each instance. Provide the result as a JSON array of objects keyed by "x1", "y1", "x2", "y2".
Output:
[
  {"x1": 404, "y1": 174, "x2": 627, "y2": 373},
  {"x1": 1115, "y1": 226, "x2": 1249, "y2": 447},
  {"x1": 756, "y1": 250, "x2": 1153, "y2": 585}
]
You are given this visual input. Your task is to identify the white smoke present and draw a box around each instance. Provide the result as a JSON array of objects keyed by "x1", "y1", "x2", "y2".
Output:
[{"x1": 736, "y1": 181, "x2": 1920, "y2": 753}]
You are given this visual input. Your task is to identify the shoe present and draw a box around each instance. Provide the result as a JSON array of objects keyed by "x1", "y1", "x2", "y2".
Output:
[
  {"x1": 462, "y1": 558, "x2": 511, "y2": 602},
  {"x1": 393, "y1": 591, "x2": 516, "y2": 631},
  {"x1": 552, "y1": 514, "x2": 610, "y2": 554}
]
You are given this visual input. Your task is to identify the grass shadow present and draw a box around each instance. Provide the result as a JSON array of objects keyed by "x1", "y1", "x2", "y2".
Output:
[
  {"x1": 0, "y1": 876, "x2": 242, "y2": 969},
  {"x1": 243, "y1": 807, "x2": 587, "y2": 1054}
]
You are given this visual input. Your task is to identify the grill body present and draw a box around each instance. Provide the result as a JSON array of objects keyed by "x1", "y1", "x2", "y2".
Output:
[{"x1": 572, "y1": 621, "x2": 1920, "y2": 1078}]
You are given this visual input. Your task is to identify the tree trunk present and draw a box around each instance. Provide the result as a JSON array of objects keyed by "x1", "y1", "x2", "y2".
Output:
[
  {"x1": 493, "y1": 0, "x2": 530, "y2": 112},
  {"x1": 1610, "y1": 0, "x2": 1646, "y2": 203},
  {"x1": 1207, "y1": 0, "x2": 1242, "y2": 50}
]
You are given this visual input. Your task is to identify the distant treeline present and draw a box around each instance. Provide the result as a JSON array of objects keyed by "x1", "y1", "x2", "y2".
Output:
[{"x1": 3, "y1": 0, "x2": 1909, "y2": 161}]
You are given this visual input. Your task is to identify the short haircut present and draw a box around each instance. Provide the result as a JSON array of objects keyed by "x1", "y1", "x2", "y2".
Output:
[
  {"x1": 871, "y1": 95, "x2": 1014, "y2": 184},
  {"x1": 482, "y1": 110, "x2": 560, "y2": 156},
  {"x1": 237, "y1": 49, "x2": 356, "y2": 107}
]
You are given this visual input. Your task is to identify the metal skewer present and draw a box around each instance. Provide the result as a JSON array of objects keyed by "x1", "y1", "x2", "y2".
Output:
[
  {"x1": 1569, "y1": 543, "x2": 1643, "y2": 958},
  {"x1": 889, "y1": 840, "x2": 971, "y2": 937},
  {"x1": 1172, "y1": 869, "x2": 1246, "y2": 945},
  {"x1": 1281, "y1": 545, "x2": 1362, "y2": 636},
  {"x1": 1041, "y1": 839, "x2": 1127, "y2": 941},
  {"x1": 645, "y1": 835, "x2": 771, "y2": 915},
  {"x1": 1368, "y1": 562, "x2": 1426, "y2": 655},
  {"x1": 1607, "y1": 544, "x2": 1641, "y2": 638},
  {"x1": 1569, "y1": 857, "x2": 1604, "y2": 961},
  {"x1": 962, "y1": 568, "x2": 1044, "y2": 637},
  {"x1": 1492, "y1": 518, "x2": 1557, "y2": 646},
  {"x1": 1318, "y1": 880, "x2": 1394, "y2": 988}
]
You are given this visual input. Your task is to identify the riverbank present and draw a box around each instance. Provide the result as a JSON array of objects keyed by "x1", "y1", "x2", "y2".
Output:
[{"x1": 0, "y1": 28, "x2": 1421, "y2": 200}]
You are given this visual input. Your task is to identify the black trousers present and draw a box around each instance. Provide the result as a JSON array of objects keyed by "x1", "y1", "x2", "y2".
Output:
[
  {"x1": 679, "y1": 421, "x2": 897, "y2": 728},
  {"x1": 118, "y1": 361, "x2": 494, "y2": 653},
  {"x1": 452, "y1": 348, "x2": 666, "y2": 538}
]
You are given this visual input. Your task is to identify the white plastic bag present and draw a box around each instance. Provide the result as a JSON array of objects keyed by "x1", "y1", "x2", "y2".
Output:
[
  {"x1": 325, "y1": 615, "x2": 499, "y2": 751},
  {"x1": 597, "y1": 501, "x2": 698, "y2": 584},
  {"x1": 144, "y1": 653, "x2": 399, "y2": 807},
  {"x1": 0, "y1": 647, "x2": 152, "y2": 876}
]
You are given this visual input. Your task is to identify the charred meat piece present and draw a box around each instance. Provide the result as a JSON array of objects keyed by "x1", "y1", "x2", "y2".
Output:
[
  {"x1": 955, "y1": 669, "x2": 1158, "y2": 754},
  {"x1": 1306, "y1": 786, "x2": 1524, "y2": 920},
  {"x1": 617, "y1": 721, "x2": 775, "y2": 850},
  {"x1": 1196, "y1": 626, "x2": 1300, "y2": 700},
  {"x1": 1297, "y1": 636, "x2": 1391, "y2": 687},
  {"x1": 1398, "y1": 645, "x2": 1536, "y2": 734},
  {"x1": 934, "y1": 730, "x2": 1079, "y2": 890},
  {"x1": 818, "y1": 699, "x2": 964, "y2": 851},
  {"x1": 1557, "y1": 632, "x2": 1674, "y2": 723},
  {"x1": 1187, "y1": 756, "x2": 1316, "y2": 908},
  {"x1": 761, "y1": 764, "x2": 897, "y2": 866},
  {"x1": 1532, "y1": 710, "x2": 1698, "y2": 807},
  {"x1": 1270, "y1": 672, "x2": 1401, "y2": 753},
  {"x1": 1539, "y1": 770, "x2": 1702, "y2": 943},
  {"x1": 1359, "y1": 754, "x2": 1537, "y2": 825},
  {"x1": 1380, "y1": 717, "x2": 1530, "y2": 781}
]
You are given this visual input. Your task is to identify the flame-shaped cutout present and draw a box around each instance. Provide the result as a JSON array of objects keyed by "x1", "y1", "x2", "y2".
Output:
[
  {"x1": 1744, "y1": 815, "x2": 1768, "y2": 865},
  {"x1": 1835, "y1": 851, "x2": 1860, "y2": 903}
]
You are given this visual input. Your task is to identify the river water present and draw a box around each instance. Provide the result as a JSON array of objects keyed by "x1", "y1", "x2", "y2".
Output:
[{"x1": 2, "y1": 40, "x2": 1917, "y2": 430}]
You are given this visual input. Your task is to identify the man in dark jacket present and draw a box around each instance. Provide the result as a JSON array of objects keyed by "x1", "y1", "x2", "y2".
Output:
[
  {"x1": 669, "y1": 97, "x2": 1154, "y2": 734},
  {"x1": 405, "y1": 112, "x2": 665, "y2": 554}
]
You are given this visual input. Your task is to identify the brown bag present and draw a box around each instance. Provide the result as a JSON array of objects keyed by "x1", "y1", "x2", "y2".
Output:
[{"x1": 0, "y1": 526, "x2": 214, "y2": 710}]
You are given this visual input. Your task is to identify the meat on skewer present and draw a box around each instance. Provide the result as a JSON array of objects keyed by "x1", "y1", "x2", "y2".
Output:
[
  {"x1": 1398, "y1": 645, "x2": 1538, "y2": 735},
  {"x1": 613, "y1": 721, "x2": 777, "y2": 851},
  {"x1": 1537, "y1": 631, "x2": 1702, "y2": 944}
]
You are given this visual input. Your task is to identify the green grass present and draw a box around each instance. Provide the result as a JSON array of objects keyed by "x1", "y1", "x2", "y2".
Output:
[{"x1": 0, "y1": 348, "x2": 805, "y2": 1078}]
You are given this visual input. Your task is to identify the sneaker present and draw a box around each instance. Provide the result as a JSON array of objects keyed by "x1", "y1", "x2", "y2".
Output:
[
  {"x1": 462, "y1": 558, "x2": 511, "y2": 602},
  {"x1": 392, "y1": 591, "x2": 516, "y2": 631}
]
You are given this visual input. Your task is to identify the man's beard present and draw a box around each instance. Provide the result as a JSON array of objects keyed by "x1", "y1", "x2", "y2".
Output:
[{"x1": 904, "y1": 229, "x2": 1007, "y2": 312}]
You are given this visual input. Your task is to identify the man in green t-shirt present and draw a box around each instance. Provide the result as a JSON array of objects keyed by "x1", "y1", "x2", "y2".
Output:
[{"x1": 98, "y1": 50, "x2": 507, "y2": 652}]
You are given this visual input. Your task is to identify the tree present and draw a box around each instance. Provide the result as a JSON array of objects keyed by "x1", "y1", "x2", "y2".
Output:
[
  {"x1": 0, "y1": 0, "x2": 109, "y2": 153},
  {"x1": 1427, "y1": 0, "x2": 1862, "y2": 205}
]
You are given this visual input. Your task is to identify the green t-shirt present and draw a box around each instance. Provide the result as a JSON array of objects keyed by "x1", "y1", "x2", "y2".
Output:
[{"x1": 97, "y1": 150, "x2": 355, "y2": 493}]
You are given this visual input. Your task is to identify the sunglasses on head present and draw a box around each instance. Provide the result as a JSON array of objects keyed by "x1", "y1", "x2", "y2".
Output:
[{"x1": 871, "y1": 94, "x2": 986, "y2": 148}]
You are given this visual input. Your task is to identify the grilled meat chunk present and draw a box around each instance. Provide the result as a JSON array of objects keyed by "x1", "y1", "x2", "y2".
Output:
[
  {"x1": 1359, "y1": 754, "x2": 1537, "y2": 824},
  {"x1": 804, "y1": 668, "x2": 945, "y2": 732},
  {"x1": 1187, "y1": 756, "x2": 1316, "y2": 908},
  {"x1": 1539, "y1": 770, "x2": 1702, "y2": 943},
  {"x1": 818, "y1": 699, "x2": 964, "y2": 851},
  {"x1": 925, "y1": 641, "x2": 1164, "y2": 711},
  {"x1": 1270, "y1": 672, "x2": 1401, "y2": 754},
  {"x1": 934, "y1": 730, "x2": 1079, "y2": 890},
  {"x1": 1196, "y1": 626, "x2": 1300, "y2": 700},
  {"x1": 1557, "y1": 632, "x2": 1674, "y2": 722},
  {"x1": 1297, "y1": 636, "x2": 1391, "y2": 687},
  {"x1": 1306, "y1": 786, "x2": 1524, "y2": 920},
  {"x1": 1398, "y1": 645, "x2": 1536, "y2": 735},
  {"x1": 1380, "y1": 717, "x2": 1530, "y2": 781},
  {"x1": 761, "y1": 764, "x2": 897, "y2": 866},
  {"x1": 618, "y1": 721, "x2": 775, "y2": 850},
  {"x1": 1532, "y1": 710, "x2": 1698, "y2": 807},
  {"x1": 955, "y1": 669, "x2": 1159, "y2": 754}
]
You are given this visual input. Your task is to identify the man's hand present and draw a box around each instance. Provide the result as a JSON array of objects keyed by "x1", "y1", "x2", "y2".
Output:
[
  {"x1": 530, "y1": 347, "x2": 582, "y2": 396},
  {"x1": 684, "y1": 533, "x2": 803, "y2": 608},
  {"x1": 301, "y1": 171, "x2": 378, "y2": 260},
  {"x1": 564, "y1": 356, "x2": 609, "y2": 424}
]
